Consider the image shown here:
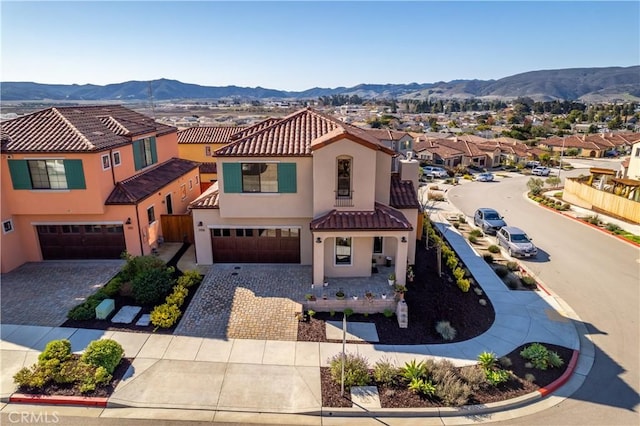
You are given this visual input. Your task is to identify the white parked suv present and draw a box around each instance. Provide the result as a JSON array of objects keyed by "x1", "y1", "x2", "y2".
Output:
[
  {"x1": 531, "y1": 166, "x2": 551, "y2": 176},
  {"x1": 422, "y1": 166, "x2": 448, "y2": 178}
]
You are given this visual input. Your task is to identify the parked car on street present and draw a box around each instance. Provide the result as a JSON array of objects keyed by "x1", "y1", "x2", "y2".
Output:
[
  {"x1": 476, "y1": 172, "x2": 494, "y2": 182},
  {"x1": 496, "y1": 226, "x2": 538, "y2": 258},
  {"x1": 473, "y1": 208, "x2": 507, "y2": 235},
  {"x1": 422, "y1": 166, "x2": 449, "y2": 178},
  {"x1": 531, "y1": 166, "x2": 551, "y2": 176},
  {"x1": 525, "y1": 161, "x2": 540, "y2": 168}
]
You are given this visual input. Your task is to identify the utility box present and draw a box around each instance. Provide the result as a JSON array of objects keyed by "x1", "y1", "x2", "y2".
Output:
[
  {"x1": 396, "y1": 299, "x2": 408, "y2": 328},
  {"x1": 95, "y1": 298, "x2": 115, "y2": 320}
]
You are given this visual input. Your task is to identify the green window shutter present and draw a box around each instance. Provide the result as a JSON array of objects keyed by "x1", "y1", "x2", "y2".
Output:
[
  {"x1": 64, "y1": 160, "x2": 86, "y2": 189},
  {"x1": 222, "y1": 163, "x2": 242, "y2": 193},
  {"x1": 7, "y1": 160, "x2": 32, "y2": 189},
  {"x1": 277, "y1": 163, "x2": 297, "y2": 193},
  {"x1": 132, "y1": 140, "x2": 143, "y2": 170},
  {"x1": 150, "y1": 136, "x2": 158, "y2": 164}
]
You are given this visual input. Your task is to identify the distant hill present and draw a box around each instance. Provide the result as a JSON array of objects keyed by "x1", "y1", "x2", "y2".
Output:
[{"x1": 1, "y1": 66, "x2": 638, "y2": 102}]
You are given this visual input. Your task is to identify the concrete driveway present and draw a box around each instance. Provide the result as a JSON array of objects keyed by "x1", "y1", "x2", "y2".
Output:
[{"x1": 1, "y1": 260, "x2": 123, "y2": 326}]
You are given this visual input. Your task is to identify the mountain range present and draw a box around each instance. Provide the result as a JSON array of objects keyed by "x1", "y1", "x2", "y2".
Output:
[{"x1": 2, "y1": 66, "x2": 638, "y2": 103}]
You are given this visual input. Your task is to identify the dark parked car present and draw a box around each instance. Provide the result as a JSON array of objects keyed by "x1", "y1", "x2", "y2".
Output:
[
  {"x1": 496, "y1": 226, "x2": 538, "y2": 258},
  {"x1": 473, "y1": 208, "x2": 507, "y2": 235}
]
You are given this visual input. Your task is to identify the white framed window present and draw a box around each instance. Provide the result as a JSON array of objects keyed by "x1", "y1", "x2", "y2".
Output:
[
  {"x1": 335, "y1": 237, "x2": 352, "y2": 265},
  {"x1": 147, "y1": 206, "x2": 156, "y2": 224},
  {"x1": 112, "y1": 151, "x2": 121, "y2": 166},
  {"x1": 101, "y1": 154, "x2": 111, "y2": 170},
  {"x1": 2, "y1": 219, "x2": 14, "y2": 234}
]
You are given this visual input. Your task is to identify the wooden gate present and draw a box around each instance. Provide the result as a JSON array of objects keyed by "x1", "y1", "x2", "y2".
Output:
[{"x1": 160, "y1": 214, "x2": 194, "y2": 243}]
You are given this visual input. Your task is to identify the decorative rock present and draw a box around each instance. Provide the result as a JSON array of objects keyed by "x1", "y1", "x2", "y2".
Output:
[
  {"x1": 111, "y1": 306, "x2": 142, "y2": 324},
  {"x1": 95, "y1": 299, "x2": 115, "y2": 320}
]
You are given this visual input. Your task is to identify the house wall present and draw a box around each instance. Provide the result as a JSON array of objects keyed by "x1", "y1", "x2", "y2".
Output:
[
  {"x1": 217, "y1": 156, "x2": 313, "y2": 218},
  {"x1": 191, "y1": 208, "x2": 313, "y2": 265},
  {"x1": 179, "y1": 142, "x2": 227, "y2": 181},
  {"x1": 312, "y1": 139, "x2": 379, "y2": 216},
  {"x1": 628, "y1": 142, "x2": 640, "y2": 180},
  {"x1": 375, "y1": 151, "x2": 392, "y2": 205}
]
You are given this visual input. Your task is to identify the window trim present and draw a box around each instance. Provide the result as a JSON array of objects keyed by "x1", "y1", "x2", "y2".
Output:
[
  {"x1": 335, "y1": 237, "x2": 353, "y2": 266},
  {"x1": 112, "y1": 151, "x2": 122, "y2": 167},
  {"x1": 2, "y1": 219, "x2": 14, "y2": 234},
  {"x1": 147, "y1": 206, "x2": 156, "y2": 225},
  {"x1": 101, "y1": 154, "x2": 111, "y2": 170}
]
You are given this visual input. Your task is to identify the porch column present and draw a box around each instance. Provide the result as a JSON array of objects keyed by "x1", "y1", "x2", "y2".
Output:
[
  {"x1": 313, "y1": 235, "x2": 325, "y2": 286},
  {"x1": 394, "y1": 233, "x2": 409, "y2": 285}
]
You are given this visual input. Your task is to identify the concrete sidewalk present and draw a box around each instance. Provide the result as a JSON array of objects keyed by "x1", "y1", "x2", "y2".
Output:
[{"x1": 0, "y1": 204, "x2": 592, "y2": 424}]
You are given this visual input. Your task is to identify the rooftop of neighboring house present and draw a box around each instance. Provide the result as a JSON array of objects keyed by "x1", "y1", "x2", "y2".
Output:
[
  {"x1": 390, "y1": 176, "x2": 420, "y2": 209},
  {"x1": 414, "y1": 138, "x2": 465, "y2": 159},
  {"x1": 1, "y1": 105, "x2": 175, "y2": 153},
  {"x1": 366, "y1": 128, "x2": 411, "y2": 141},
  {"x1": 177, "y1": 126, "x2": 244, "y2": 144},
  {"x1": 215, "y1": 107, "x2": 395, "y2": 157}
]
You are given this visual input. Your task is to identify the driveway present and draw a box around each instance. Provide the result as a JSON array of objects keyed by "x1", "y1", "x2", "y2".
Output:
[{"x1": 1, "y1": 260, "x2": 123, "y2": 326}]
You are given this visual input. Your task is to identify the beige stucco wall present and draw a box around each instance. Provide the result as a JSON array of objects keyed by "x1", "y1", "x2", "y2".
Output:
[
  {"x1": 218, "y1": 156, "x2": 313, "y2": 218},
  {"x1": 375, "y1": 151, "x2": 392, "y2": 205},
  {"x1": 628, "y1": 142, "x2": 640, "y2": 180},
  {"x1": 191, "y1": 208, "x2": 313, "y2": 265}
]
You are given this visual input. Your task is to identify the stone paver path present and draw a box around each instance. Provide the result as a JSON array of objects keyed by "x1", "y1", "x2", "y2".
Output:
[
  {"x1": 176, "y1": 264, "x2": 312, "y2": 340},
  {"x1": 1, "y1": 260, "x2": 123, "y2": 326}
]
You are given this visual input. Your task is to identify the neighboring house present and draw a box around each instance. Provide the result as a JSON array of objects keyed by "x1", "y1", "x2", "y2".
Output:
[
  {"x1": 177, "y1": 126, "x2": 245, "y2": 190},
  {"x1": 189, "y1": 107, "x2": 420, "y2": 285},
  {"x1": 627, "y1": 141, "x2": 640, "y2": 181},
  {"x1": 1, "y1": 105, "x2": 201, "y2": 273},
  {"x1": 366, "y1": 129, "x2": 413, "y2": 171},
  {"x1": 478, "y1": 137, "x2": 545, "y2": 166}
]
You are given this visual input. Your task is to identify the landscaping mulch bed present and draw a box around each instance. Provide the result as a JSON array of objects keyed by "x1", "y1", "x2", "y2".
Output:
[
  {"x1": 320, "y1": 343, "x2": 573, "y2": 408},
  {"x1": 16, "y1": 357, "x2": 133, "y2": 398}
]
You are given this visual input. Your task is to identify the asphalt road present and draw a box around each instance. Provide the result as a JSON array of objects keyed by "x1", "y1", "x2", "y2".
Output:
[{"x1": 447, "y1": 165, "x2": 639, "y2": 426}]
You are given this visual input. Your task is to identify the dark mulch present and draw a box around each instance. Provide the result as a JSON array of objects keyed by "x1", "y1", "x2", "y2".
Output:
[
  {"x1": 298, "y1": 242, "x2": 496, "y2": 344},
  {"x1": 321, "y1": 343, "x2": 574, "y2": 408},
  {"x1": 16, "y1": 357, "x2": 133, "y2": 398}
]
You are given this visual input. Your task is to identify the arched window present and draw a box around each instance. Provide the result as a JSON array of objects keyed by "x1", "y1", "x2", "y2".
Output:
[{"x1": 337, "y1": 157, "x2": 352, "y2": 197}]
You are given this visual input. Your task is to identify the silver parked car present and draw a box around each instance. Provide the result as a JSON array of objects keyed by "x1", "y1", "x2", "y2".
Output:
[
  {"x1": 496, "y1": 226, "x2": 538, "y2": 258},
  {"x1": 473, "y1": 208, "x2": 506, "y2": 235}
]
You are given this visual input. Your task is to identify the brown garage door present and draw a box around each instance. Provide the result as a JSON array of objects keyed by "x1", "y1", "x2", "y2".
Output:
[
  {"x1": 37, "y1": 224, "x2": 126, "y2": 260},
  {"x1": 211, "y1": 228, "x2": 300, "y2": 263}
]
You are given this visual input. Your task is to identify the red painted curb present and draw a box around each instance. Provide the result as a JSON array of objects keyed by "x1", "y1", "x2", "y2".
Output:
[
  {"x1": 9, "y1": 393, "x2": 108, "y2": 407},
  {"x1": 538, "y1": 350, "x2": 579, "y2": 397},
  {"x1": 535, "y1": 281, "x2": 552, "y2": 296}
]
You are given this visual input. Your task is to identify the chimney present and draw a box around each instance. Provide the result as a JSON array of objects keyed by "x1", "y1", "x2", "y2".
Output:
[{"x1": 399, "y1": 153, "x2": 420, "y2": 191}]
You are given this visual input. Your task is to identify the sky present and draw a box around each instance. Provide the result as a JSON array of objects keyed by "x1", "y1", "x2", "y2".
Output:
[{"x1": 1, "y1": 1, "x2": 639, "y2": 92}]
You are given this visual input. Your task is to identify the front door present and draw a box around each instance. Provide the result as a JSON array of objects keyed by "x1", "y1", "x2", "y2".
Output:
[{"x1": 165, "y1": 193, "x2": 173, "y2": 214}]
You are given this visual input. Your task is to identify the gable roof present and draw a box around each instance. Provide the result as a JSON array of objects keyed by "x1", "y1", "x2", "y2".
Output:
[
  {"x1": 366, "y1": 128, "x2": 411, "y2": 141},
  {"x1": 1, "y1": 105, "x2": 175, "y2": 153},
  {"x1": 310, "y1": 202, "x2": 412, "y2": 231},
  {"x1": 105, "y1": 158, "x2": 199, "y2": 205},
  {"x1": 215, "y1": 107, "x2": 395, "y2": 157},
  {"x1": 177, "y1": 126, "x2": 244, "y2": 144},
  {"x1": 189, "y1": 182, "x2": 220, "y2": 209}
]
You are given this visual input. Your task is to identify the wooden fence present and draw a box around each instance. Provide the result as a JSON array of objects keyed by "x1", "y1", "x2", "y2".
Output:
[
  {"x1": 563, "y1": 178, "x2": 640, "y2": 224},
  {"x1": 160, "y1": 214, "x2": 195, "y2": 243}
]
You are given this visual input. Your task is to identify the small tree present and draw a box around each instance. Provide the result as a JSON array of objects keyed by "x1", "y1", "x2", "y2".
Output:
[{"x1": 527, "y1": 177, "x2": 544, "y2": 196}]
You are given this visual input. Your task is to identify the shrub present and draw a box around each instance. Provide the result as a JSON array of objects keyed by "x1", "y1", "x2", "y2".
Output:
[
  {"x1": 120, "y1": 253, "x2": 166, "y2": 282},
  {"x1": 479, "y1": 298, "x2": 487, "y2": 306},
  {"x1": 468, "y1": 235, "x2": 478, "y2": 244},
  {"x1": 132, "y1": 267, "x2": 175, "y2": 306},
  {"x1": 553, "y1": 192, "x2": 563, "y2": 198},
  {"x1": 483, "y1": 254, "x2": 494, "y2": 264},
  {"x1": 177, "y1": 270, "x2": 203, "y2": 288},
  {"x1": 166, "y1": 285, "x2": 188, "y2": 307},
  {"x1": 560, "y1": 203, "x2": 570, "y2": 211},
  {"x1": 343, "y1": 308, "x2": 354, "y2": 318},
  {"x1": 499, "y1": 356, "x2": 512, "y2": 368},
  {"x1": 606, "y1": 223, "x2": 622, "y2": 233},
  {"x1": 521, "y1": 276, "x2": 537, "y2": 288},
  {"x1": 453, "y1": 222, "x2": 460, "y2": 229},
  {"x1": 477, "y1": 351, "x2": 497, "y2": 370},
  {"x1": 80, "y1": 339, "x2": 124, "y2": 374},
  {"x1": 457, "y1": 278, "x2": 470, "y2": 292},
  {"x1": 435, "y1": 321, "x2": 457, "y2": 341},
  {"x1": 435, "y1": 371, "x2": 471, "y2": 406},
  {"x1": 506, "y1": 261, "x2": 519, "y2": 271},
  {"x1": 373, "y1": 358, "x2": 399, "y2": 385},
  {"x1": 505, "y1": 275, "x2": 520, "y2": 290},
  {"x1": 524, "y1": 373, "x2": 536, "y2": 383},
  {"x1": 453, "y1": 267, "x2": 465, "y2": 281},
  {"x1": 101, "y1": 277, "x2": 122, "y2": 297},
  {"x1": 400, "y1": 359, "x2": 427, "y2": 382},
  {"x1": 38, "y1": 339, "x2": 72, "y2": 364},
  {"x1": 469, "y1": 229, "x2": 483, "y2": 238},
  {"x1": 473, "y1": 287, "x2": 483, "y2": 296},
  {"x1": 520, "y1": 343, "x2": 564, "y2": 370},
  {"x1": 408, "y1": 378, "x2": 436, "y2": 396},
  {"x1": 488, "y1": 245, "x2": 500, "y2": 254},
  {"x1": 445, "y1": 255, "x2": 459, "y2": 270},
  {"x1": 150, "y1": 303, "x2": 182, "y2": 329},
  {"x1": 383, "y1": 309, "x2": 394, "y2": 318},
  {"x1": 67, "y1": 295, "x2": 104, "y2": 321},
  {"x1": 485, "y1": 368, "x2": 510, "y2": 386},
  {"x1": 307, "y1": 309, "x2": 316, "y2": 318},
  {"x1": 458, "y1": 215, "x2": 467, "y2": 224},
  {"x1": 548, "y1": 351, "x2": 565, "y2": 368},
  {"x1": 459, "y1": 366, "x2": 487, "y2": 391},
  {"x1": 427, "y1": 359, "x2": 456, "y2": 384},
  {"x1": 328, "y1": 352, "x2": 370, "y2": 387},
  {"x1": 495, "y1": 266, "x2": 509, "y2": 278}
]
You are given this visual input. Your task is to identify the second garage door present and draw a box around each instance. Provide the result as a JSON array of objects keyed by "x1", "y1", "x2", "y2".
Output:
[
  {"x1": 37, "y1": 224, "x2": 126, "y2": 260},
  {"x1": 211, "y1": 228, "x2": 300, "y2": 263}
]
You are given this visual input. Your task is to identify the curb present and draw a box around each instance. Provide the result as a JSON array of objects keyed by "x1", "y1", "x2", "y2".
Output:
[
  {"x1": 9, "y1": 393, "x2": 108, "y2": 407},
  {"x1": 538, "y1": 349, "x2": 580, "y2": 397}
]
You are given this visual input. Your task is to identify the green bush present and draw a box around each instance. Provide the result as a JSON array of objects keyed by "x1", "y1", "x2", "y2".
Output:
[
  {"x1": 485, "y1": 368, "x2": 510, "y2": 386},
  {"x1": 373, "y1": 358, "x2": 399, "y2": 385},
  {"x1": 401, "y1": 360, "x2": 427, "y2": 382},
  {"x1": 101, "y1": 277, "x2": 122, "y2": 297},
  {"x1": 506, "y1": 261, "x2": 519, "y2": 271},
  {"x1": 435, "y1": 371, "x2": 471, "y2": 406},
  {"x1": 383, "y1": 308, "x2": 394, "y2": 318},
  {"x1": 494, "y1": 266, "x2": 509, "y2": 278},
  {"x1": 177, "y1": 270, "x2": 203, "y2": 288},
  {"x1": 343, "y1": 308, "x2": 354, "y2": 318},
  {"x1": 469, "y1": 229, "x2": 483, "y2": 238},
  {"x1": 521, "y1": 276, "x2": 537, "y2": 288},
  {"x1": 329, "y1": 352, "x2": 370, "y2": 387},
  {"x1": 67, "y1": 295, "x2": 104, "y2": 321},
  {"x1": 488, "y1": 245, "x2": 500, "y2": 254},
  {"x1": 79, "y1": 365, "x2": 112, "y2": 393},
  {"x1": 477, "y1": 351, "x2": 497, "y2": 370},
  {"x1": 80, "y1": 339, "x2": 124, "y2": 374},
  {"x1": 38, "y1": 339, "x2": 72, "y2": 364},
  {"x1": 150, "y1": 303, "x2": 182, "y2": 329},
  {"x1": 453, "y1": 267, "x2": 465, "y2": 281},
  {"x1": 132, "y1": 267, "x2": 175, "y2": 306},
  {"x1": 457, "y1": 277, "x2": 470, "y2": 292},
  {"x1": 435, "y1": 321, "x2": 457, "y2": 341},
  {"x1": 520, "y1": 343, "x2": 564, "y2": 370},
  {"x1": 408, "y1": 377, "x2": 436, "y2": 396},
  {"x1": 120, "y1": 253, "x2": 166, "y2": 282},
  {"x1": 468, "y1": 235, "x2": 478, "y2": 244}
]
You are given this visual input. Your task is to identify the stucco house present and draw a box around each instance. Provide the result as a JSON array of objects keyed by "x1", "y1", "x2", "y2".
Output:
[
  {"x1": 189, "y1": 107, "x2": 421, "y2": 285},
  {"x1": 1, "y1": 105, "x2": 201, "y2": 273}
]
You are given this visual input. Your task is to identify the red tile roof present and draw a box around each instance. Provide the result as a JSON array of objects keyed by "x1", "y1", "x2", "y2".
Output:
[
  {"x1": 189, "y1": 182, "x2": 220, "y2": 209},
  {"x1": 366, "y1": 128, "x2": 410, "y2": 141},
  {"x1": 215, "y1": 107, "x2": 395, "y2": 157},
  {"x1": 105, "y1": 158, "x2": 199, "y2": 205},
  {"x1": 229, "y1": 117, "x2": 281, "y2": 140},
  {"x1": 390, "y1": 176, "x2": 419, "y2": 209},
  {"x1": 310, "y1": 203, "x2": 412, "y2": 231},
  {"x1": 177, "y1": 126, "x2": 244, "y2": 144},
  {"x1": 1, "y1": 105, "x2": 175, "y2": 153},
  {"x1": 199, "y1": 162, "x2": 217, "y2": 173}
]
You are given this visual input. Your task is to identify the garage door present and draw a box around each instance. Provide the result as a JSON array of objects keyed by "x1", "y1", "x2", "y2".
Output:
[
  {"x1": 37, "y1": 224, "x2": 126, "y2": 260},
  {"x1": 211, "y1": 228, "x2": 300, "y2": 263}
]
